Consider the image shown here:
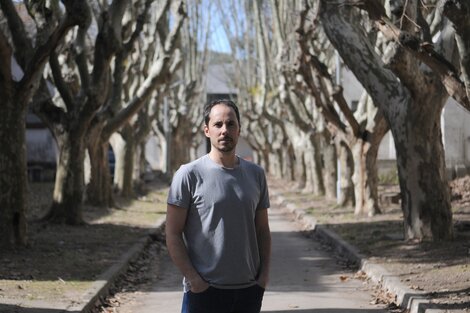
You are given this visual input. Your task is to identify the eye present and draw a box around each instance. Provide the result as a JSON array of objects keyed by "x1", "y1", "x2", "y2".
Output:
[{"x1": 214, "y1": 122, "x2": 223, "y2": 128}]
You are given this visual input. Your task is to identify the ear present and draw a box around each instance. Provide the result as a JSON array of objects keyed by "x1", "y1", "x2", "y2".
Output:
[{"x1": 204, "y1": 124, "x2": 210, "y2": 138}]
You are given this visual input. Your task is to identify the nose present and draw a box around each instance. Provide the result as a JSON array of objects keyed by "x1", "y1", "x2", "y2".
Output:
[{"x1": 221, "y1": 123, "x2": 228, "y2": 134}]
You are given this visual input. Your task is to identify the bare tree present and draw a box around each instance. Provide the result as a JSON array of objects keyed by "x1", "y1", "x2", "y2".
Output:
[
  {"x1": 31, "y1": 0, "x2": 133, "y2": 224},
  {"x1": 0, "y1": 1, "x2": 83, "y2": 247},
  {"x1": 295, "y1": 1, "x2": 389, "y2": 215},
  {"x1": 86, "y1": 0, "x2": 185, "y2": 204},
  {"x1": 319, "y1": 0, "x2": 468, "y2": 240},
  {"x1": 148, "y1": 0, "x2": 211, "y2": 175}
]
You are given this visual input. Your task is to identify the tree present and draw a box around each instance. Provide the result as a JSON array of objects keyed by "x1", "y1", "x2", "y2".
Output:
[
  {"x1": 32, "y1": 0, "x2": 133, "y2": 224},
  {"x1": 0, "y1": 1, "x2": 83, "y2": 247},
  {"x1": 295, "y1": 1, "x2": 389, "y2": 215},
  {"x1": 318, "y1": 0, "x2": 470, "y2": 240},
  {"x1": 86, "y1": 0, "x2": 185, "y2": 204}
]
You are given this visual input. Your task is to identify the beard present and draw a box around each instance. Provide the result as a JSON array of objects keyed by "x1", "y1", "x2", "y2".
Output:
[{"x1": 215, "y1": 137, "x2": 236, "y2": 152}]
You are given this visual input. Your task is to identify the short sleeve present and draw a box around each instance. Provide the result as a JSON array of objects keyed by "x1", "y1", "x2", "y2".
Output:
[
  {"x1": 257, "y1": 168, "x2": 270, "y2": 210},
  {"x1": 167, "y1": 165, "x2": 192, "y2": 209}
]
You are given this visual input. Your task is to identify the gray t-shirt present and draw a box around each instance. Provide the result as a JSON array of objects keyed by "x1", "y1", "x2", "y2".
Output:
[{"x1": 167, "y1": 154, "x2": 270, "y2": 290}]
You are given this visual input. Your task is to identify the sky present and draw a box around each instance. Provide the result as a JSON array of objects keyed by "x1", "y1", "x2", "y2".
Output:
[
  {"x1": 204, "y1": 0, "x2": 233, "y2": 54},
  {"x1": 209, "y1": 21, "x2": 231, "y2": 53}
]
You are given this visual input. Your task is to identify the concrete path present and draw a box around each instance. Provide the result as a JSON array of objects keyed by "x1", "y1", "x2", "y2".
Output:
[{"x1": 120, "y1": 202, "x2": 387, "y2": 313}]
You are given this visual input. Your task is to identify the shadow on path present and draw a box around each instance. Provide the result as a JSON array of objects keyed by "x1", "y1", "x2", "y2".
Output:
[
  {"x1": 261, "y1": 308, "x2": 383, "y2": 313},
  {"x1": 0, "y1": 304, "x2": 79, "y2": 313}
]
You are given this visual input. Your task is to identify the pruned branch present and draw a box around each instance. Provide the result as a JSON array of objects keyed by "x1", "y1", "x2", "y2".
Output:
[
  {"x1": 442, "y1": 0, "x2": 470, "y2": 103},
  {"x1": 351, "y1": 0, "x2": 470, "y2": 111},
  {"x1": 16, "y1": 1, "x2": 86, "y2": 105},
  {"x1": 102, "y1": 0, "x2": 186, "y2": 138},
  {"x1": 49, "y1": 52, "x2": 75, "y2": 111},
  {"x1": 296, "y1": 1, "x2": 360, "y2": 137}
]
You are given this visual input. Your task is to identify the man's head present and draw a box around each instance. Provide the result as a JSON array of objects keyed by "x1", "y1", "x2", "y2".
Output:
[
  {"x1": 204, "y1": 99, "x2": 241, "y2": 154},
  {"x1": 204, "y1": 99, "x2": 240, "y2": 127}
]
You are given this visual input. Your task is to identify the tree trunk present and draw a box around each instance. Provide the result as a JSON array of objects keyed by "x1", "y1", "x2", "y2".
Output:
[
  {"x1": 350, "y1": 114, "x2": 388, "y2": 216},
  {"x1": 86, "y1": 130, "x2": 114, "y2": 208},
  {"x1": 285, "y1": 144, "x2": 296, "y2": 181},
  {"x1": 113, "y1": 127, "x2": 137, "y2": 198},
  {"x1": 170, "y1": 127, "x2": 192, "y2": 172},
  {"x1": 322, "y1": 131, "x2": 337, "y2": 200},
  {"x1": 261, "y1": 150, "x2": 270, "y2": 175},
  {"x1": 0, "y1": 105, "x2": 28, "y2": 247},
  {"x1": 294, "y1": 149, "x2": 307, "y2": 190},
  {"x1": 393, "y1": 103, "x2": 453, "y2": 241},
  {"x1": 46, "y1": 131, "x2": 85, "y2": 224},
  {"x1": 311, "y1": 133, "x2": 325, "y2": 196},
  {"x1": 350, "y1": 139, "x2": 380, "y2": 216},
  {"x1": 337, "y1": 142, "x2": 354, "y2": 207},
  {"x1": 319, "y1": 0, "x2": 454, "y2": 240}
]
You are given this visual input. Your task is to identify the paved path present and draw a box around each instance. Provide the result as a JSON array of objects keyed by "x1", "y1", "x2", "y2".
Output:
[{"x1": 119, "y1": 202, "x2": 387, "y2": 313}]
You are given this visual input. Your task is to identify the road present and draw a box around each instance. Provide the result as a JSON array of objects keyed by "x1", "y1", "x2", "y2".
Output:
[{"x1": 104, "y1": 200, "x2": 388, "y2": 313}]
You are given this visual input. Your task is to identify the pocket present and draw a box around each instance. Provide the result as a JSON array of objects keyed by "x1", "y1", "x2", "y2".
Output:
[
  {"x1": 190, "y1": 285, "x2": 212, "y2": 295},
  {"x1": 255, "y1": 283, "x2": 266, "y2": 291}
]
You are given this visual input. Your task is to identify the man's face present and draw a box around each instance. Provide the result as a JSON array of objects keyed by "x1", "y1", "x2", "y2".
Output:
[{"x1": 204, "y1": 104, "x2": 240, "y2": 153}]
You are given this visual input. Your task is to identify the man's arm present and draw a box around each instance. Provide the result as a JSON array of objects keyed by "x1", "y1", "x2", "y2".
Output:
[
  {"x1": 255, "y1": 208, "x2": 271, "y2": 288},
  {"x1": 165, "y1": 204, "x2": 209, "y2": 293}
]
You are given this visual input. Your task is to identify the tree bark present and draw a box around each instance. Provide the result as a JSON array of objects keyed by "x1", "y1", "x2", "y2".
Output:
[
  {"x1": 303, "y1": 137, "x2": 325, "y2": 196},
  {"x1": 86, "y1": 124, "x2": 114, "y2": 208},
  {"x1": 393, "y1": 99, "x2": 453, "y2": 240},
  {"x1": 0, "y1": 0, "x2": 82, "y2": 246},
  {"x1": 119, "y1": 126, "x2": 137, "y2": 198},
  {"x1": 320, "y1": 0, "x2": 453, "y2": 240},
  {"x1": 322, "y1": 131, "x2": 337, "y2": 200},
  {"x1": 46, "y1": 130, "x2": 85, "y2": 224},
  {"x1": 337, "y1": 142, "x2": 354, "y2": 207},
  {"x1": 350, "y1": 139, "x2": 380, "y2": 216},
  {"x1": 0, "y1": 103, "x2": 28, "y2": 247}
]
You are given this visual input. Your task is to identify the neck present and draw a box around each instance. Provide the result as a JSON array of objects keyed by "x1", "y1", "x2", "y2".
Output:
[{"x1": 208, "y1": 150, "x2": 238, "y2": 168}]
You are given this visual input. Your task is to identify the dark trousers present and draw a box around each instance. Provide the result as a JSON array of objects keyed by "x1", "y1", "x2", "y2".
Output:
[{"x1": 181, "y1": 285, "x2": 265, "y2": 313}]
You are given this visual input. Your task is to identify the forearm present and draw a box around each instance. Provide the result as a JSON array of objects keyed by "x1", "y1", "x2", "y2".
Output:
[
  {"x1": 257, "y1": 228, "x2": 272, "y2": 286},
  {"x1": 166, "y1": 233, "x2": 201, "y2": 282}
]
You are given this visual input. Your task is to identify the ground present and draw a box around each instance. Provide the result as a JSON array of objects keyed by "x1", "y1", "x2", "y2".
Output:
[
  {"x1": 268, "y1": 176, "x2": 470, "y2": 310},
  {"x1": 0, "y1": 177, "x2": 168, "y2": 309},
  {"x1": 0, "y1": 174, "x2": 469, "y2": 311}
]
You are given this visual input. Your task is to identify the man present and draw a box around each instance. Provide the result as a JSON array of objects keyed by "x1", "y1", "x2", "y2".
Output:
[{"x1": 166, "y1": 99, "x2": 271, "y2": 313}]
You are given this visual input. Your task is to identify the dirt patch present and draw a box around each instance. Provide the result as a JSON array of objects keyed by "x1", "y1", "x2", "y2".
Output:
[
  {"x1": 0, "y1": 178, "x2": 169, "y2": 311},
  {"x1": 269, "y1": 176, "x2": 470, "y2": 310}
]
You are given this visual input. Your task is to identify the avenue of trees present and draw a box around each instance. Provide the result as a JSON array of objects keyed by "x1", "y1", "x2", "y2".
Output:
[{"x1": 1, "y1": 0, "x2": 469, "y2": 248}]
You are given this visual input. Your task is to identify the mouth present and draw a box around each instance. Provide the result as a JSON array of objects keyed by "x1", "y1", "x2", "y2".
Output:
[{"x1": 219, "y1": 137, "x2": 232, "y2": 143}]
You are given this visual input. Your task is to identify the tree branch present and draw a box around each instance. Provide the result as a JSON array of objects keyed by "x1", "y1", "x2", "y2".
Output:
[
  {"x1": 16, "y1": 3, "x2": 84, "y2": 105},
  {"x1": 102, "y1": 0, "x2": 186, "y2": 138},
  {"x1": 352, "y1": 0, "x2": 470, "y2": 111},
  {"x1": 75, "y1": 26, "x2": 91, "y2": 94},
  {"x1": 49, "y1": 52, "x2": 75, "y2": 112},
  {"x1": 320, "y1": 0, "x2": 409, "y2": 117},
  {"x1": 442, "y1": 0, "x2": 470, "y2": 103},
  {"x1": 0, "y1": 30, "x2": 13, "y2": 100},
  {"x1": 0, "y1": 1, "x2": 33, "y2": 67},
  {"x1": 296, "y1": 1, "x2": 360, "y2": 137}
]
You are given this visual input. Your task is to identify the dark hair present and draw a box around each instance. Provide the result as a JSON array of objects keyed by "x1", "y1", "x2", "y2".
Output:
[{"x1": 204, "y1": 99, "x2": 241, "y2": 126}]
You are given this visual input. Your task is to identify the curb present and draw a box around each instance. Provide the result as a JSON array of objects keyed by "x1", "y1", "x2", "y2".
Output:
[
  {"x1": 274, "y1": 194, "x2": 465, "y2": 313},
  {"x1": 70, "y1": 216, "x2": 166, "y2": 313},
  {"x1": 0, "y1": 216, "x2": 166, "y2": 313}
]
